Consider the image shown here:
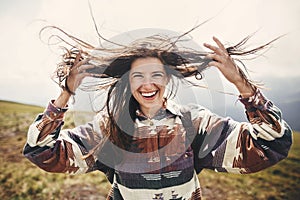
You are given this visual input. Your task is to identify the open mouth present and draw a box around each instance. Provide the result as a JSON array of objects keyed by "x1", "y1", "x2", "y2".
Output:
[{"x1": 140, "y1": 91, "x2": 158, "y2": 99}]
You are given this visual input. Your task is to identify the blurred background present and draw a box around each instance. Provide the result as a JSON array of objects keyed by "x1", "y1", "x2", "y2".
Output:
[
  {"x1": 0, "y1": 0, "x2": 299, "y2": 199},
  {"x1": 1, "y1": 0, "x2": 299, "y2": 130}
]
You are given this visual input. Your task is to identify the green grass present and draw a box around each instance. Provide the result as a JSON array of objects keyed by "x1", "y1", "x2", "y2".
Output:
[
  {"x1": 0, "y1": 100, "x2": 299, "y2": 200},
  {"x1": 0, "y1": 100, "x2": 110, "y2": 200}
]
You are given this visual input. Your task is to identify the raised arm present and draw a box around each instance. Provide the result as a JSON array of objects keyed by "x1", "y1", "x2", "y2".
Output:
[
  {"x1": 189, "y1": 37, "x2": 293, "y2": 174},
  {"x1": 204, "y1": 36, "x2": 256, "y2": 98},
  {"x1": 23, "y1": 54, "x2": 109, "y2": 175},
  {"x1": 189, "y1": 89, "x2": 292, "y2": 174}
]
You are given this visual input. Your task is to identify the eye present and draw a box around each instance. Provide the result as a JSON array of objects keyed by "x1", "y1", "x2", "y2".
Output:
[
  {"x1": 131, "y1": 73, "x2": 144, "y2": 79},
  {"x1": 152, "y1": 72, "x2": 164, "y2": 78}
]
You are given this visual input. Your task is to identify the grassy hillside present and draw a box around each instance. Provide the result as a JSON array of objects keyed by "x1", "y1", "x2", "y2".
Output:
[{"x1": 0, "y1": 100, "x2": 299, "y2": 200}]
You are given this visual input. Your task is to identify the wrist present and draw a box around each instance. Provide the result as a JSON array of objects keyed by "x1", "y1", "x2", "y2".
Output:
[
  {"x1": 49, "y1": 100, "x2": 68, "y2": 114},
  {"x1": 61, "y1": 89, "x2": 72, "y2": 98},
  {"x1": 54, "y1": 90, "x2": 72, "y2": 108},
  {"x1": 235, "y1": 79, "x2": 255, "y2": 98},
  {"x1": 64, "y1": 77, "x2": 76, "y2": 95},
  {"x1": 239, "y1": 89, "x2": 269, "y2": 111}
]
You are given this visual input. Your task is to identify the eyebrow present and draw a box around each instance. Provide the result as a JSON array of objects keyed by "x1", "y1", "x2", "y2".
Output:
[
  {"x1": 130, "y1": 70, "x2": 165, "y2": 75},
  {"x1": 130, "y1": 72, "x2": 143, "y2": 76},
  {"x1": 152, "y1": 71, "x2": 165, "y2": 74}
]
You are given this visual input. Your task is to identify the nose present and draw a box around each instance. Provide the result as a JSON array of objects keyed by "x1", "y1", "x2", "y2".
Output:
[
  {"x1": 141, "y1": 76, "x2": 154, "y2": 89},
  {"x1": 142, "y1": 74, "x2": 153, "y2": 84},
  {"x1": 142, "y1": 76, "x2": 154, "y2": 89}
]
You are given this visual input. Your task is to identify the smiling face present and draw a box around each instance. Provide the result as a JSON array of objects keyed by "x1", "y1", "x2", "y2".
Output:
[{"x1": 129, "y1": 57, "x2": 169, "y2": 117}]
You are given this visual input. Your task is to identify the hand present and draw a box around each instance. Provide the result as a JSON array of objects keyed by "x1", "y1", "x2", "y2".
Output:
[
  {"x1": 65, "y1": 52, "x2": 94, "y2": 94},
  {"x1": 54, "y1": 52, "x2": 94, "y2": 108},
  {"x1": 204, "y1": 36, "x2": 254, "y2": 97},
  {"x1": 204, "y1": 36, "x2": 243, "y2": 84}
]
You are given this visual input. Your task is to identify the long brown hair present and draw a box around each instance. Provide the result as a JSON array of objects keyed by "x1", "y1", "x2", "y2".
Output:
[
  {"x1": 42, "y1": 25, "x2": 281, "y2": 155},
  {"x1": 104, "y1": 50, "x2": 192, "y2": 150}
]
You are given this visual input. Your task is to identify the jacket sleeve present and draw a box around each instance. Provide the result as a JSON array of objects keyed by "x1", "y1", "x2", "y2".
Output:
[
  {"x1": 191, "y1": 89, "x2": 293, "y2": 174},
  {"x1": 23, "y1": 100, "x2": 110, "y2": 175}
]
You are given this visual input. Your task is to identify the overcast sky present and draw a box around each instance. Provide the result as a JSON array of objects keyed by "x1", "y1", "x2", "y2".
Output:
[{"x1": 1, "y1": 0, "x2": 300, "y2": 107}]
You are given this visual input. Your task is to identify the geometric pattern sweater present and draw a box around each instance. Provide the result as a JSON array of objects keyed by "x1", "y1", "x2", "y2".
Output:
[{"x1": 23, "y1": 90, "x2": 292, "y2": 200}]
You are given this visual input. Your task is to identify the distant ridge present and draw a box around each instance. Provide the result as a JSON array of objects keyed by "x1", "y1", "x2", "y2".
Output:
[{"x1": 0, "y1": 99, "x2": 44, "y2": 109}]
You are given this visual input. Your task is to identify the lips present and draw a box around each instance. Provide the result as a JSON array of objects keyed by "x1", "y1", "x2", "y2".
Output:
[{"x1": 140, "y1": 91, "x2": 158, "y2": 99}]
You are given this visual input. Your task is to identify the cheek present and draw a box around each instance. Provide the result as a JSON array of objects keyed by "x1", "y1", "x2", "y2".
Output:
[
  {"x1": 159, "y1": 79, "x2": 169, "y2": 94},
  {"x1": 157, "y1": 78, "x2": 168, "y2": 90},
  {"x1": 159, "y1": 85, "x2": 166, "y2": 94},
  {"x1": 130, "y1": 81, "x2": 139, "y2": 94}
]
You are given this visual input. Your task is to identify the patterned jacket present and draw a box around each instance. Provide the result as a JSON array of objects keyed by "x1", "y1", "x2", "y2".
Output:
[{"x1": 23, "y1": 90, "x2": 292, "y2": 200}]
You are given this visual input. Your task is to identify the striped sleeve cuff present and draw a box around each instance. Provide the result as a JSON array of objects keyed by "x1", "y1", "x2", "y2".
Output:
[
  {"x1": 239, "y1": 89, "x2": 272, "y2": 112},
  {"x1": 35, "y1": 100, "x2": 68, "y2": 141}
]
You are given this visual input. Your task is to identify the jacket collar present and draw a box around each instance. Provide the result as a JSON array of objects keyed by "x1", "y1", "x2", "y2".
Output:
[{"x1": 135, "y1": 99, "x2": 183, "y2": 121}]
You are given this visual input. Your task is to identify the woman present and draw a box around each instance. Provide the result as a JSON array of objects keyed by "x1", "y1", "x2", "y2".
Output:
[{"x1": 23, "y1": 28, "x2": 292, "y2": 199}]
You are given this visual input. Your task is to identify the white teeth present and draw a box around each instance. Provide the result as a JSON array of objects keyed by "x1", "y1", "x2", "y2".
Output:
[{"x1": 141, "y1": 91, "x2": 156, "y2": 97}]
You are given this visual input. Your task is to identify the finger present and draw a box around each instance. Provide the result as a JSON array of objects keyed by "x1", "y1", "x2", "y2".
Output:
[
  {"x1": 71, "y1": 64, "x2": 93, "y2": 75},
  {"x1": 73, "y1": 58, "x2": 91, "y2": 69},
  {"x1": 77, "y1": 72, "x2": 95, "y2": 81},
  {"x1": 207, "y1": 61, "x2": 222, "y2": 69},
  {"x1": 206, "y1": 54, "x2": 225, "y2": 63},
  {"x1": 212, "y1": 36, "x2": 228, "y2": 53},
  {"x1": 72, "y1": 74, "x2": 89, "y2": 85},
  {"x1": 82, "y1": 72, "x2": 95, "y2": 78},
  {"x1": 76, "y1": 64, "x2": 95, "y2": 73},
  {"x1": 203, "y1": 43, "x2": 224, "y2": 55},
  {"x1": 80, "y1": 64, "x2": 96, "y2": 70},
  {"x1": 74, "y1": 51, "x2": 82, "y2": 65}
]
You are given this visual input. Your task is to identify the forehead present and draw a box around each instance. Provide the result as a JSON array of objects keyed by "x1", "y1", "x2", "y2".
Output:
[{"x1": 130, "y1": 57, "x2": 164, "y2": 73}]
